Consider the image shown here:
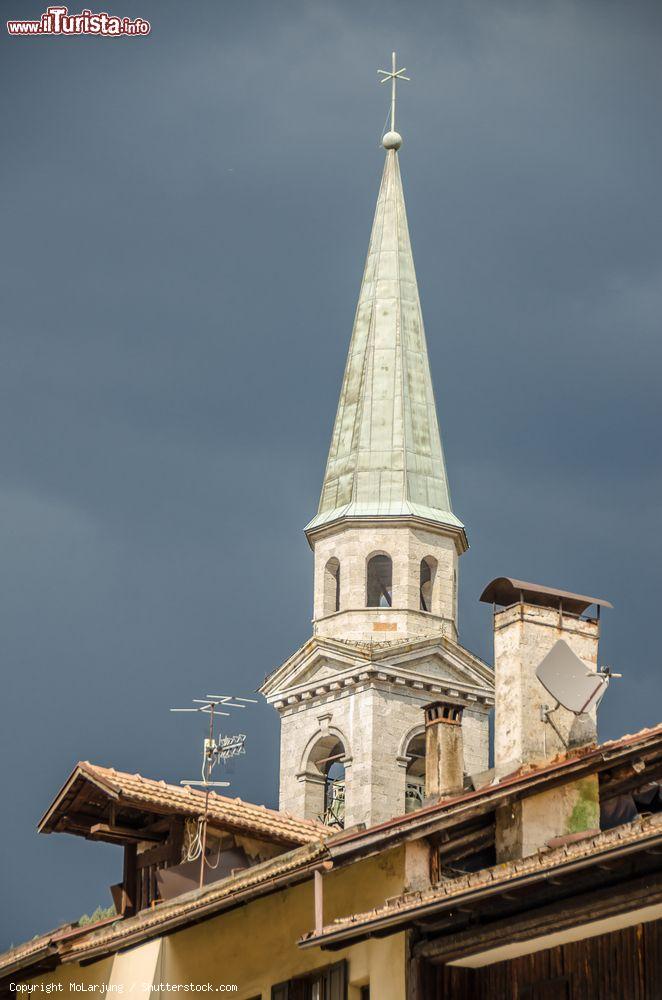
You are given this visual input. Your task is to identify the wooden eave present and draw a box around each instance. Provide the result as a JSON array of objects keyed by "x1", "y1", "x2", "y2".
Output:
[{"x1": 38, "y1": 765, "x2": 311, "y2": 848}]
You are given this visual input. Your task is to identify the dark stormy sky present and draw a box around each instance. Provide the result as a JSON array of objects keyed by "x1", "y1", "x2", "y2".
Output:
[{"x1": 1, "y1": 0, "x2": 661, "y2": 949}]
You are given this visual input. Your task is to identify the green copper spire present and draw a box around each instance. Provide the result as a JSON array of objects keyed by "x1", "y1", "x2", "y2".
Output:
[{"x1": 306, "y1": 133, "x2": 463, "y2": 536}]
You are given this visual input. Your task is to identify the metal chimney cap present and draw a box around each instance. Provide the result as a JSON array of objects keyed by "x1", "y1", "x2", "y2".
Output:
[{"x1": 479, "y1": 577, "x2": 612, "y2": 616}]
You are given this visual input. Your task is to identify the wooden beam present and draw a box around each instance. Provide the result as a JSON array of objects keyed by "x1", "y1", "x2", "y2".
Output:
[
  {"x1": 122, "y1": 844, "x2": 137, "y2": 917},
  {"x1": 435, "y1": 821, "x2": 495, "y2": 847},
  {"x1": 57, "y1": 811, "x2": 163, "y2": 838},
  {"x1": 420, "y1": 915, "x2": 470, "y2": 934},
  {"x1": 168, "y1": 816, "x2": 185, "y2": 865},
  {"x1": 89, "y1": 823, "x2": 162, "y2": 843},
  {"x1": 406, "y1": 953, "x2": 423, "y2": 1000},
  {"x1": 57, "y1": 814, "x2": 99, "y2": 835},
  {"x1": 600, "y1": 759, "x2": 662, "y2": 798},
  {"x1": 136, "y1": 843, "x2": 173, "y2": 869},
  {"x1": 438, "y1": 825, "x2": 495, "y2": 865}
]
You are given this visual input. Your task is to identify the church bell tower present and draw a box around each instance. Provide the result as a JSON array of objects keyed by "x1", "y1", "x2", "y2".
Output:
[{"x1": 260, "y1": 56, "x2": 494, "y2": 829}]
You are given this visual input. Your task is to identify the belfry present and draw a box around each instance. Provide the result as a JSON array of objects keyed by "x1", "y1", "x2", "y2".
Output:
[{"x1": 260, "y1": 56, "x2": 494, "y2": 828}]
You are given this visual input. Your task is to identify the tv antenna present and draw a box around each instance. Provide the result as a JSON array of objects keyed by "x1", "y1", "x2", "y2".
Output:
[
  {"x1": 535, "y1": 640, "x2": 621, "y2": 747},
  {"x1": 170, "y1": 694, "x2": 257, "y2": 888}
]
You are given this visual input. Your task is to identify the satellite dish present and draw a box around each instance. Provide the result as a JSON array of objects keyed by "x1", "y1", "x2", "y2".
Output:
[{"x1": 536, "y1": 639, "x2": 610, "y2": 715}]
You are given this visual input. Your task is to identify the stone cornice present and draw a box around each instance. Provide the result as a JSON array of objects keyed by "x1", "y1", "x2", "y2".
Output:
[
  {"x1": 304, "y1": 514, "x2": 469, "y2": 554},
  {"x1": 260, "y1": 631, "x2": 494, "y2": 700},
  {"x1": 267, "y1": 661, "x2": 494, "y2": 713}
]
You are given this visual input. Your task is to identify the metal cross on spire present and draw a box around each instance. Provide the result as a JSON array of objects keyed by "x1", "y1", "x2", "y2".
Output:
[{"x1": 378, "y1": 51, "x2": 410, "y2": 134}]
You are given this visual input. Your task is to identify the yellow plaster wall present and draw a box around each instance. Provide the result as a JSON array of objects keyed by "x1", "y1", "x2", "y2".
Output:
[
  {"x1": 164, "y1": 849, "x2": 407, "y2": 999},
  {"x1": 21, "y1": 849, "x2": 407, "y2": 999}
]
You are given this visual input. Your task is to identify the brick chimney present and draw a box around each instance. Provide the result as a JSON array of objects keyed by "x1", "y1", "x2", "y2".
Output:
[{"x1": 424, "y1": 701, "x2": 464, "y2": 800}]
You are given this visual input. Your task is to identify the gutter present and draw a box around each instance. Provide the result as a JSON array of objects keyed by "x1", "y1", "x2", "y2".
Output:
[
  {"x1": 0, "y1": 917, "x2": 117, "y2": 987},
  {"x1": 0, "y1": 944, "x2": 58, "y2": 981}
]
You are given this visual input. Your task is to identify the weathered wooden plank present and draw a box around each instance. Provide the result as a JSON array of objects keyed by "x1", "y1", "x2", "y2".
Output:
[
  {"x1": 423, "y1": 918, "x2": 662, "y2": 999},
  {"x1": 121, "y1": 844, "x2": 137, "y2": 916}
]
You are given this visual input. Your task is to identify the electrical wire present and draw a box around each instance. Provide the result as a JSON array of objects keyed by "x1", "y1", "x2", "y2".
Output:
[
  {"x1": 183, "y1": 816, "x2": 204, "y2": 862},
  {"x1": 379, "y1": 103, "x2": 390, "y2": 143},
  {"x1": 205, "y1": 840, "x2": 223, "y2": 870}
]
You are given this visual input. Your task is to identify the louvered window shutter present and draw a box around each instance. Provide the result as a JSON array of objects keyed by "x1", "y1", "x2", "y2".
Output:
[{"x1": 326, "y1": 960, "x2": 348, "y2": 1000}]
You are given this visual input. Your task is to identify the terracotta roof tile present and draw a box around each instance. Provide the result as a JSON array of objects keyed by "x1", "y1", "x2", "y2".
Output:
[
  {"x1": 0, "y1": 932, "x2": 55, "y2": 973},
  {"x1": 40, "y1": 762, "x2": 329, "y2": 847},
  {"x1": 0, "y1": 916, "x2": 115, "y2": 977},
  {"x1": 0, "y1": 841, "x2": 328, "y2": 978},
  {"x1": 302, "y1": 813, "x2": 662, "y2": 946}
]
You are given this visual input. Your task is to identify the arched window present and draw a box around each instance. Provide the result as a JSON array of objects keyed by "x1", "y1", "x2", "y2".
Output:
[
  {"x1": 420, "y1": 556, "x2": 437, "y2": 612},
  {"x1": 366, "y1": 554, "x2": 392, "y2": 608},
  {"x1": 323, "y1": 754, "x2": 346, "y2": 827},
  {"x1": 405, "y1": 733, "x2": 426, "y2": 813},
  {"x1": 306, "y1": 735, "x2": 346, "y2": 828},
  {"x1": 304, "y1": 732, "x2": 347, "y2": 827},
  {"x1": 323, "y1": 557, "x2": 341, "y2": 615}
]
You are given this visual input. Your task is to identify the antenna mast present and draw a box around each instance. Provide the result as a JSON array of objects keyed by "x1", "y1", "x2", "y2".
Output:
[{"x1": 170, "y1": 694, "x2": 257, "y2": 889}]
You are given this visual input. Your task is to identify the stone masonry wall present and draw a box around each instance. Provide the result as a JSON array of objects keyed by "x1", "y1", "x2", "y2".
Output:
[
  {"x1": 494, "y1": 603, "x2": 600, "y2": 769},
  {"x1": 278, "y1": 679, "x2": 490, "y2": 826},
  {"x1": 311, "y1": 524, "x2": 459, "y2": 643}
]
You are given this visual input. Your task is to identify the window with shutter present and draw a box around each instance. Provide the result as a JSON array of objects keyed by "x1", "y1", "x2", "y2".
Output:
[
  {"x1": 325, "y1": 960, "x2": 347, "y2": 1000},
  {"x1": 290, "y1": 980, "x2": 308, "y2": 1000},
  {"x1": 270, "y1": 960, "x2": 348, "y2": 1000}
]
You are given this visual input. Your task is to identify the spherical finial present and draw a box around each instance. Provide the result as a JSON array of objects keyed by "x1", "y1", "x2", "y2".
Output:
[{"x1": 382, "y1": 130, "x2": 403, "y2": 151}]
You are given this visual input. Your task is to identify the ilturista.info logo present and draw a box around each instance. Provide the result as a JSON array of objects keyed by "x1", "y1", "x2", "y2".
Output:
[{"x1": 7, "y1": 5, "x2": 151, "y2": 36}]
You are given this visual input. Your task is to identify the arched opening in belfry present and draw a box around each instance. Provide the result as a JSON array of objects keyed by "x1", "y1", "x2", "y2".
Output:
[
  {"x1": 323, "y1": 754, "x2": 346, "y2": 827},
  {"x1": 323, "y1": 557, "x2": 341, "y2": 615},
  {"x1": 307, "y1": 735, "x2": 346, "y2": 828},
  {"x1": 366, "y1": 554, "x2": 393, "y2": 608},
  {"x1": 405, "y1": 732, "x2": 426, "y2": 813},
  {"x1": 420, "y1": 556, "x2": 437, "y2": 612}
]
